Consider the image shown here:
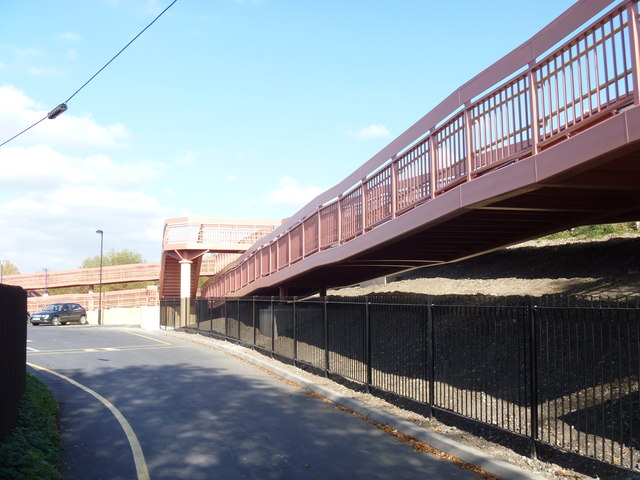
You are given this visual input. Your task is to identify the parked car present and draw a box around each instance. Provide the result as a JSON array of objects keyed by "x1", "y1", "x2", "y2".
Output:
[{"x1": 30, "y1": 303, "x2": 87, "y2": 326}]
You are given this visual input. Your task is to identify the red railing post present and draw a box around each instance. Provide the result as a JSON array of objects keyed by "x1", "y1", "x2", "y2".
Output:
[
  {"x1": 428, "y1": 131, "x2": 437, "y2": 199},
  {"x1": 464, "y1": 104, "x2": 474, "y2": 180},
  {"x1": 629, "y1": 1, "x2": 640, "y2": 105},
  {"x1": 316, "y1": 211, "x2": 321, "y2": 253},
  {"x1": 337, "y1": 195, "x2": 343, "y2": 245},
  {"x1": 391, "y1": 155, "x2": 398, "y2": 220},
  {"x1": 527, "y1": 62, "x2": 540, "y2": 155},
  {"x1": 361, "y1": 182, "x2": 367, "y2": 235}
]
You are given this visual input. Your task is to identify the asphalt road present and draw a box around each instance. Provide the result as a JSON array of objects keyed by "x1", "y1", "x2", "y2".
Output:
[{"x1": 27, "y1": 325, "x2": 482, "y2": 480}]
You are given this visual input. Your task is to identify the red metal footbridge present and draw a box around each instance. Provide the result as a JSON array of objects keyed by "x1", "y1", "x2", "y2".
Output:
[
  {"x1": 199, "y1": 0, "x2": 640, "y2": 298},
  {"x1": 4, "y1": 0, "x2": 640, "y2": 308},
  {"x1": 4, "y1": 219, "x2": 281, "y2": 311}
]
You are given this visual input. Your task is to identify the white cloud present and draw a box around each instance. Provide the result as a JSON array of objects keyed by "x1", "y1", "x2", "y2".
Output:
[
  {"x1": 56, "y1": 32, "x2": 82, "y2": 42},
  {"x1": 0, "y1": 188, "x2": 169, "y2": 273},
  {"x1": 176, "y1": 150, "x2": 199, "y2": 165},
  {"x1": 27, "y1": 66, "x2": 59, "y2": 76},
  {"x1": 0, "y1": 84, "x2": 173, "y2": 273},
  {"x1": 0, "y1": 146, "x2": 162, "y2": 191},
  {"x1": 67, "y1": 48, "x2": 79, "y2": 60},
  {"x1": 346, "y1": 124, "x2": 390, "y2": 140},
  {"x1": 13, "y1": 47, "x2": 44, "y2": 59},
  {"x1": 261, "y1": 176, "x2": 324, "y2": 210}
]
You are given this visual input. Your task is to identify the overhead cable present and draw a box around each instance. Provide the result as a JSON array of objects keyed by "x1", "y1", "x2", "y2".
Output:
[{"x1": 0, "y1": 0, "x2": 178, "y2": 148}]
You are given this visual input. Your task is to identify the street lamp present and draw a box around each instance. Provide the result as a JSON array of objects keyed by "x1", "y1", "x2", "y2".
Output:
[
  {"x1": 43, "y1": 268, "x2": 49, "y2": 295},
  {"x1": 96, "y1": 230, "x2": 104, "y2": 326}
]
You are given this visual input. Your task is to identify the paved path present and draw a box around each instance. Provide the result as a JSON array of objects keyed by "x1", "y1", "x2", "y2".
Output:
[{"x1": 27, "y1": 326, "x2": 484, "y2": 480}]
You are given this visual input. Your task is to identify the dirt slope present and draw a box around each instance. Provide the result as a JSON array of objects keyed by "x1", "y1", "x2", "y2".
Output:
[{"x1": 333, "y1": 235, "x2": 640, "y2": 298}]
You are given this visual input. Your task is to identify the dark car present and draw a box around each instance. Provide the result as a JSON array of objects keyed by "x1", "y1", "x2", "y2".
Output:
[{"x1": 30, "y1": 303, "x2": 87, "y2": 326}]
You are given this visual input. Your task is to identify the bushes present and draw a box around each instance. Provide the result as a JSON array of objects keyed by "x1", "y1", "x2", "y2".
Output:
[{"x1": 0, "y1": 373, "x2": 61, "y2": 479}]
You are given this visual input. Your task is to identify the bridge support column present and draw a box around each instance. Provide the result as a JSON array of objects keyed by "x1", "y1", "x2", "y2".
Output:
[{"x1": 180, "y1": 260, "x2": 192, "y2": 327}]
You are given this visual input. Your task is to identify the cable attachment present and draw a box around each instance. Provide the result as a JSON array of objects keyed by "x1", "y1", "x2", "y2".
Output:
[{"x1": 47, "y1": 103, "x2": 68, "y2": 120}]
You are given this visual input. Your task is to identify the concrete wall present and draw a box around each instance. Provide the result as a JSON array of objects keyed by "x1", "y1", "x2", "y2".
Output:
[{"x1": 86, "y1": 306, "x2": 160, "y2": 330}]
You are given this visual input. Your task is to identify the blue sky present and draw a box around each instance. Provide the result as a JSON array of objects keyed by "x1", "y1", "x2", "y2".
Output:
[{"x1": 0, "y1": 0, "x2": 582, "y2": 274}]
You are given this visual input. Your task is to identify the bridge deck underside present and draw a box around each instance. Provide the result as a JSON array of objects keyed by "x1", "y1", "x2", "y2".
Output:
[{"x1": 234, "y1": 110, "x2": 640, "y2": 297}]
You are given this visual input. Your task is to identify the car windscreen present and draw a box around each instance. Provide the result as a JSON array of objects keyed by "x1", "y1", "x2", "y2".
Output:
[{"x1": 45, "y1": 304, "x2": 62, "y2": 311}]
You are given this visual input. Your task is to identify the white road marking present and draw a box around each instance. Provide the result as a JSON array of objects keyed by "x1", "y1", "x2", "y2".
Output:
[{"x1": 28, "y1": 362, "x2": 150, "y2": 480}]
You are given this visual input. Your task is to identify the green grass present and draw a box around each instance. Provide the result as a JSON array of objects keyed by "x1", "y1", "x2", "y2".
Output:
[
  {"x1": 540, "y1": 222, "x2": 640, "y2": 241},
  {"x1": 0, "y1": 373, "x2": 61, "y2": 479}
]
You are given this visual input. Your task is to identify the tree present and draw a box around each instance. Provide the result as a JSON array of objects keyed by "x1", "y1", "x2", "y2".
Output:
[
  {"x1": 50, "y1": 249, "x2": 156, "y2": 294},
  {"x1": 80, "y1": 249, "x2": 144, "y2": 269},
  {"x1": 1, "y1": 260, "x2": 20, "y2": 277}
]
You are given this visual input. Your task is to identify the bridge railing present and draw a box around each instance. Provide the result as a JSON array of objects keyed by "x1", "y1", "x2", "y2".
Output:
[
  {"x1": 27, "y1": 287, "x2": 160, "y2": 312},
  {"x1": 204, "y1": 0, "x2": 640, "y2": 297},
  {"x1": 5, "y1": 255, "x2": 238, "y2": 291},
  {"x1": 163, "y1": 218, "x2": 281, "y2": 250},
  {"x1": 4, "y1": 263, "x2": 161, "y2": 290}
]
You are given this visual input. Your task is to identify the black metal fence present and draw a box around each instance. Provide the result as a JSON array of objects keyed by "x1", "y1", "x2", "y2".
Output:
[
  {"x1": 0, "y1": 284, "x2": 27, "y2": 441},
  {"x1": 160, "y1": 294, "x2": 640, "y2": 473}
]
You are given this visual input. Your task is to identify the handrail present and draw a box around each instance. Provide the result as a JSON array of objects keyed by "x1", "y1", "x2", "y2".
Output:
[
  {"x1": 27, "y1": 287, "x2": 160, "y2": 312},
  {"x1": 162, "y1": 217, "x2": 282, "y2": 248},
  {"x1": 204, "y1": 0, "x2": 640, "y2": 297},
  {"x1": 4, "y1": 255, "x2": 239, "y2": 290}
]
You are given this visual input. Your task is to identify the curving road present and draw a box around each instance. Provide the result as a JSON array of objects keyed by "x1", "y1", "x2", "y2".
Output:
[{"x1": 27, "y1": 325, "x2": 483, "y2": 480}]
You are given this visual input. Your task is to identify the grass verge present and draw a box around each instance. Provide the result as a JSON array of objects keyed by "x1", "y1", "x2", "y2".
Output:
[
  {"x1": 0, "y1": 373, "x2": 61, "y2": 479},
  {"x1": 541, "y1": 222, "x2": 640, "y2": 241}
]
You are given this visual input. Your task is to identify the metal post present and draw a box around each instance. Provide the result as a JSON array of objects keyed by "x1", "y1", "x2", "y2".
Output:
[
  {"x1": 529, "y1": 303, "x2": 539, "y2": 459},
  {"x1": 428, "y1": 130, "x2": 437, "y2": 198},
  {"x1": 0, "y1": 260, "x2": 4, "y2": 283},
  {"x1": 337, "y1": 196, "x2": 343, "y2": 246},
  {"x1": 95, "y1": 230, "x2": 103, "y2": 325},
  {"x1": 361, "y1": 182, "x2": 367, "y2": 236},
  {"x1": 527, "y1": 62, "x2": 541, "y2": 156},
  {"x1": 293, "y1": 297, "x2": 298, "y2": 366},
  {"x1": 427, "y1": 300, "x2": 435, "y2": 418},
  {"x1": 464, "y1": 104, "x2": 474, "y2": 181},
  {"x1": 628, "y1": 2, "x2": 640, "y2": 106},
  {"x1": 270, "y1": 296, "x2": 275, "y2": 357},
  {"x1": 324, "y1": 296, "x2": 329, "y2": 377},
  {"x1": 224, "y1": 298, "x2": 228, "y2": 337},
  {"x1": 252, "y1": 296, "x2": 257, "y2": 348},
  {"x1": 43, "y1": 268, "x2": 49, "y2": 296},
  {"x1": 390, "y1": 156, "x2": 398, "y2": 220},
  {"x1": 365, "y1": 297, "x2": 372, "y2": 393}
]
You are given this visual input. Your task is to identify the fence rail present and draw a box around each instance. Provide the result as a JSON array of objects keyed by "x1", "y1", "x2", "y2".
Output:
[{"x1": 161, "y1": 294, "x2": 640, "y2": 473}]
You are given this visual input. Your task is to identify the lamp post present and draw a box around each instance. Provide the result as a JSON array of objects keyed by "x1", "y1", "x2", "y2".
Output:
[
  {"x1": 0, "y1": 260, "x2": 4, "y2": 283},
  {"x1": 43, "y1": 268, "x2": 49, "y2": 295},
  {"x1": 96, "y1": 230, "x2": 104, "y2": 326}
]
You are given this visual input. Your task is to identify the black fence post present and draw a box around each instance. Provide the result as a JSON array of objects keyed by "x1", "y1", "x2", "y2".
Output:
[
  {"x1": 293, "y1": 297, "x2": 298, "y2": 367},
  {"x1": 324, "y1": 296, "x2": 329, "y2": 377},
  {"x1": 427, "y1": 300, "x2": 435, "y2": 418},
  {"x1": 252, "y1": 296, "x2": 257, "y2": 349},
  {"x1": 196, "y1": 299, "x2": 200, "y2": 333},
  {"x1": 224, "y1": 299, "x2": 228, "y2": 338},
  {"x1": 529, "y1": 302, "x2": 539, "y2": 459},
  {"x1": 237, "y1": 298, "x2": 241, "y2": 341},
  {"x1": 365, "y1": 297, "x2": 372, "y2": 393},
  {"x1": 271, "y1": 296, "x2": 275, "y2": 357}
]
